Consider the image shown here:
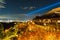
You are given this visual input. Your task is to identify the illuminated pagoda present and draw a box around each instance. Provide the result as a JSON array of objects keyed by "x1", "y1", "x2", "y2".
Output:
[{"x1": 33, "y1": 7, "x2": 60, "y2": 25}]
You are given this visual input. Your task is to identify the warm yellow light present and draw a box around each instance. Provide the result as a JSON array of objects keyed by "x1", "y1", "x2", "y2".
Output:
[
  {"x1": 45, "y1": 34, "x2": 56, "y2": 40},
  {"x1": 57, "y1": 20, "x2": 60, "y2": 23}
]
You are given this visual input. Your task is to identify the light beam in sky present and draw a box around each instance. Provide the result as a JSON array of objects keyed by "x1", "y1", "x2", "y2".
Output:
[{"x1": 26, "y1": 2, "x2": 60, "y2": 16}]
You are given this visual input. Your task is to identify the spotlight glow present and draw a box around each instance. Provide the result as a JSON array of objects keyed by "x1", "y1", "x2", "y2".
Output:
[{"x1": 26, "y1": 2, "x2": 60, "y2": 16}]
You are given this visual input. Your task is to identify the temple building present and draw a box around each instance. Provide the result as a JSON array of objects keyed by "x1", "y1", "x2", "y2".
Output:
[{"x1": 33, "y1": 7, "x2": 60, "y2": 25}]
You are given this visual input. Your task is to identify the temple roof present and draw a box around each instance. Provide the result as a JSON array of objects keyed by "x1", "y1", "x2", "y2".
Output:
[{"x1": 33, "y1": 7, "x2": 60, "y2": 19}]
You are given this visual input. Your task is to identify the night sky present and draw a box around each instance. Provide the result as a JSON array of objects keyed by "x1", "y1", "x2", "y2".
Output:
[{"x1": 0, "y1": 0, "x2": 60, "y2": 21}]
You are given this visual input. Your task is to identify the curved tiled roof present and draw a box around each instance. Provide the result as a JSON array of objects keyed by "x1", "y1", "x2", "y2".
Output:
[{"x1": 33, "y1": 7, "x2": 60, "y2": 19}]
